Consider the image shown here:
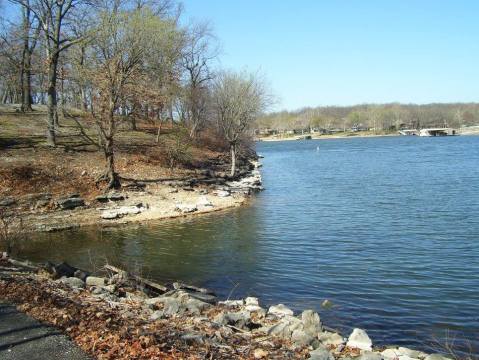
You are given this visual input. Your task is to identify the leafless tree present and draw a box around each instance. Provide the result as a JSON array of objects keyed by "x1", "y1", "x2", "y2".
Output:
[
  {"x1": 181, "y1": 21, "x2": 218, "y2": 139},
  {"x1": 213, "y1": 70, "x2": 271, "y2": 177},
  {"x1": 11, "y1": 0, "x2": 89, "y2": 146}
]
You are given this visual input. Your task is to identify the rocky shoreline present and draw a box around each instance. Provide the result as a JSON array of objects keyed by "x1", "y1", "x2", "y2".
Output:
[
  {"x1": 0, "y1": 256, "x2": 453, "y2": 360},
  {"x1": 1, "y1": 159, "x2": 263, "y2": 234}
]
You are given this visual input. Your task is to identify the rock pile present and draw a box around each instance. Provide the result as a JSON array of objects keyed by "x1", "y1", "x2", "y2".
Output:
[{"x1": 0, "y1": 257, "x2": 454, "y2": 360}]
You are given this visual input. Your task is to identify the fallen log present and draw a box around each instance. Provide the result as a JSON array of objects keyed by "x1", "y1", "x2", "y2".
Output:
[{"x1": 104, "y1": 264, "x2": 169, "y2": 294}]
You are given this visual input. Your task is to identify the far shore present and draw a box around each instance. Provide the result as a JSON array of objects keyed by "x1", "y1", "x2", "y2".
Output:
[{"x1": 257, "y1": 126, "x2": 479, "y2": 142}]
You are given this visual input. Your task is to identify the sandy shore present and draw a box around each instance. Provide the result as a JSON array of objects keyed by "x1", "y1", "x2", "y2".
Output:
[{"x1": 15, "y1": 162, "x2": 263, "y2": 233}]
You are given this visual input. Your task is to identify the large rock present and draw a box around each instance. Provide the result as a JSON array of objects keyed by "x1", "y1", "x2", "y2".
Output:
[
  {"x1": 381, "y1": 348, "x2": 400, "y2": 360},
  {"x1": 268, "y1": 303, "x2": 294, "y2": 317},
  {"x1": 56, "y1": 197, "x2": 85, "y2": 210},
  {"x1": 101, "y1": 205, "x2": 143, "y2": 219},
  {"x1": 96, "y1": 192, "x2": 125, "y2": 203},
  {"x1": 266, "y1": 315, "x2": 302, "y2": 339},
  {"x1": 162, "y1": 297, "x2": 182, "y2": 316},
  {"x1": 291, "y1": 329, "x2": 315, "y2": 346},
  {"x1": 308, "y1": 346, "x2": 334, "y2": 360},
  {"x1": 86, "y1": 276, "x2": 106, "y2": 287},
  {"x1": 318, "y1": 331, "x2": 344, "y2": 347},
  {"x1": 219, "y1": 299, "x2": 244, "y2": 307},
  {"x1": 424, "y1": 355, "x2": 452, "y2": 360},
  {"x1": 245, "y1": 297, "x2": 259, "y2": 306},
  {"x1": 59, "y1": 277, "x2": 85, "y2": 289},
  {"x1": 214, "y1": 311, "x2": 251, "y2": 329},
  {"x1": 358, "y1": 351, "x2": 383, "y2": 360},
  {"x1": 346, "y1": 328, "x2": 373, "y2": 351},
  {"x1": 185, "y1": 298, "x2": 212, "y2": 315},
  {"x1": 301, "y1": 310, "x2": 322, "y2": 336},
  {"x1": 398, "y1": 347, "x2": 427, "y2": 359}
]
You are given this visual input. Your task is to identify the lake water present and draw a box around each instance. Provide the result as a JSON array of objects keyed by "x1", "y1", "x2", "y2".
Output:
[{"x1": 24, "y1": 136, "x2": 479, "y2": 353}]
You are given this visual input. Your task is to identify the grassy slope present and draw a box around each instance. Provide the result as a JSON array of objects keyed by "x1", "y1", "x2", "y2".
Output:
[{"x1": 0, "y1": 105, "x2": 226, "y2": 201}]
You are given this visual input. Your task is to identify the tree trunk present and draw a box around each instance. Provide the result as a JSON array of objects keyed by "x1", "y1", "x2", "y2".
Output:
[
  {"x1": 104, "y1": 136, "x2": 120, "y2": 189},
  {"x1": 46, "y1": 54, "x2": 59, "y2": 146},
  {"x1": 230, "y1": 143, "x2": 236, "y2": 178},
  {"x1": 23, "y1": 52, "x2": 33, "y2": 111}
]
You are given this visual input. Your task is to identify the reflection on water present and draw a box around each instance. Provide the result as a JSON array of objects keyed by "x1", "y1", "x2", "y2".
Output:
[{"x1": 25, "y1": 135, "x2": 479, "y2": 352}]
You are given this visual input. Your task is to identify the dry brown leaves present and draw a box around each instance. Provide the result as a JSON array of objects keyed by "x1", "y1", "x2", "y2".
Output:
[{"x1": 0, "y1": 271, "x2": 309, "y2": 359}]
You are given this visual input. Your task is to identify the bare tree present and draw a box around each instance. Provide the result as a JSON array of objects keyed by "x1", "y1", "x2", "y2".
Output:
[
  {"x1": 181, "y1": 21, "x2": 218, "y2": 139},
  {"x1": 19, "y1": 0, "x2": 41, "y2": 112},
  {"x1": 12, "y1": 0, "x2": 88, "y2": 146},
  {"x1": 213, "y1": 70, "x2": 271, "y2": 177},
  {"x1": 87, "y1": 6, "x2": 176, "y2": 189}
]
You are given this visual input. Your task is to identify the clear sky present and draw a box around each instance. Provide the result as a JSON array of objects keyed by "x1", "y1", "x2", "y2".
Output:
[{"x1": 182, "y1": 0, "x2": 479, "y2": 110}]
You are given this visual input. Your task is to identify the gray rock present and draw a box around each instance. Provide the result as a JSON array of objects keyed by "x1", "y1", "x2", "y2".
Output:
[
  {"x1": 96, "y1": 193, "x2": 125, "y2": 203},
  {"x1": 266, "y1": 320, "x2": 292, "y2": 338},
  {"x1": 215, "y1": 190, "x2": 230, "y2": 197},
  {"x1": 145, "y1": 297, "x2": 165, "y2": 306},
  {"x1": 301, "y1": 309, "x2": 322, "y2": 336},
  {"x1": 85, "y1": 276, "x2": 106, "y2": 287},
  {"x1": 174, "y1": 203, "x2": 198, "y2": 213},
  {"x1": 424, "y1": 355, "x2": 452, "y2": 360},
  {"x1": 150, "y1": 310, "x2": 164, "y2": 321},
  {"x1": 56, "y1": 197, "x2": 85, "y2": 210},
  {"x1": 162, "y1": 297, "x2": 182, "y2": 316},
  {"x1": 398, "y1": 347, "x2": 427, "y2": 359},
  {"x1": 318, "y1": 331, "x2": 344, "y2": 347},
  {"x1": 101, "y1": 206, "x2": 143, "y2": 219},
  {"x1": 184, "y1": 291, "x2": 217, "y2": 304},
  {"x1": 185, "y1": 298, "x2": 212, "y2": 315},
  {"x1": 0, "y1": 197, "x2": 16, "y2": 207},
  {"x1": 197, "y1": 196, "x2": 213, "y2": 208},
  {"x1": 381, "y1": 349, "x2": 400, "y2": 360},
  {"x1": 268, "y1": 303, "x2": 294, "y2": 317},
  {"x1": 346, "y1": 328, "x2": 372, "y2": 351},
  {"x1": 214, "y1": 311, "x2": 251, "y2": 329},
  {"x1": 358, "y1": 351, "x2": 383, "y2": 360},
  {"x1": 59, "y1": 277, "x2": 85, "y2": 289},
  {"x1": 219, "y1": 299, "x2": 244, "y2": 307},
  {"x1": 291, "y1": 328, "x2": 315, "y2": 346},
  {"x1": 309, "y1": 346, "x2": 334, "y2": 360},
  {"x1": 245, "y1": 297, "x2": 259, "y2": 306},
  {"x1": 181, "y1": 333, "x2": 204, "y2": 344}
]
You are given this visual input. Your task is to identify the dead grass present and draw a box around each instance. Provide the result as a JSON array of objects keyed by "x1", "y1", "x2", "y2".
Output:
[{"x1": 0, "y1": 107, "x2": 229, "y2": 200}]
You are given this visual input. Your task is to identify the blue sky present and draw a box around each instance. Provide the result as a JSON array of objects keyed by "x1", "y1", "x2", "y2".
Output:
[{"x1": 182, "y1": 0, "x2": 479, "y2": 110}]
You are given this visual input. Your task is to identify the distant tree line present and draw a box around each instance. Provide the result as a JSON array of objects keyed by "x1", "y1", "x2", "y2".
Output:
[
  {"x1": 0, "y1": 0, "x2": 270, "y2": 188},
  {"x1": 257, "y1": 103, "x2": 479, "y2": 134}
]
